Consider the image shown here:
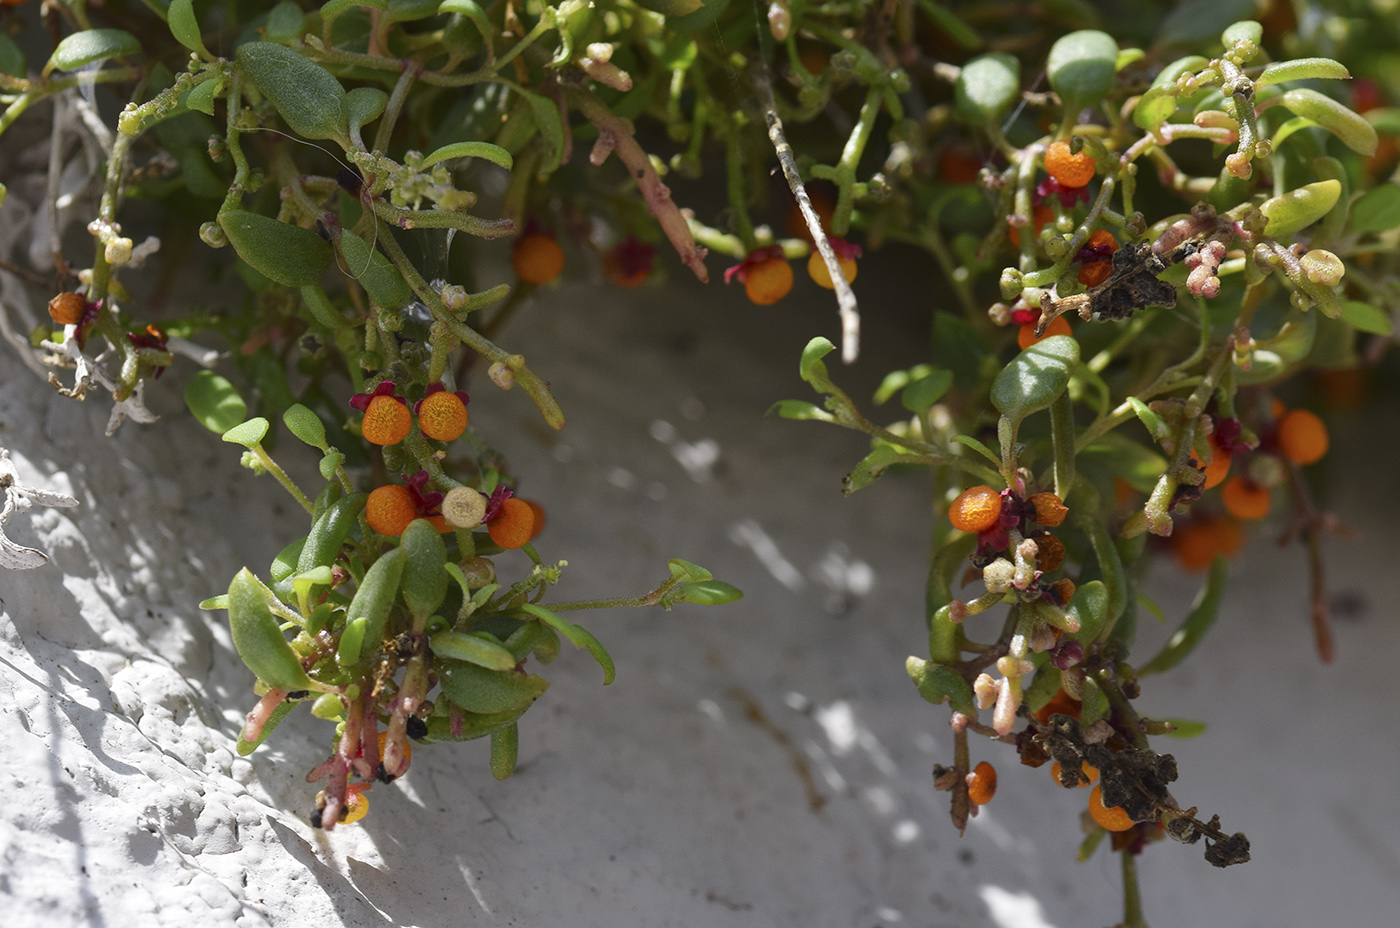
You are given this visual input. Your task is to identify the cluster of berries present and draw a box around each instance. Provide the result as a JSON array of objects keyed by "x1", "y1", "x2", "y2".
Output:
[{"x1": 350, "y1": 381, "x2": 544, "y2": 549}]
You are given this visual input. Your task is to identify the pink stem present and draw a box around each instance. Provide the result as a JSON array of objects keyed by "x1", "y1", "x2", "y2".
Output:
[
  {"x1": 567, "y1": 87, "x2": 709, "y2": 283},
  {"x1": 242, "y1": 688, "x2": 287, "y2": 744}
]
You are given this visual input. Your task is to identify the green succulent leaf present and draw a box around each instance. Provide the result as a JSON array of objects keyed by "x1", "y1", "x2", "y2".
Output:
[
  {"x1": 222, "y1": 417, "x2": 270, "y2": 448},
  {"x1": 1350, "y1": 183, "x2": 1400, "y2": 233},
  {"x1": 901, "y1": 369, "x2": 954, "y2": 414},
  {"x1": 799, "y1": 336, "x2": 837, "y2": 391},
  {"x1": 338, "y1": 230, "x2": 412, "y2": 309},
  {"x1": 345, "y1": 86, "x2": 387, "y2": 136},
  {"x1": 1133, "y1": 56, "x2": 1208, "y2": 130},
  {"x1": 1255, "y1": 57, "x2": 1350, "y2": 88},
  {"x1": 438, "y1": 660, "x2": 549, "y2": 713},
  {"x1": 489, "y1": 723, "x2": 519, "y2": 780},
  {"x1": 1275, "y1": 89, "x2": 1377, "y2": 155},
  {"x1": 1046, "y1": 30, "x2": 1119, "y2": 116},
  {"x1": 674, "y1": 580, "x2": 744, "y2": 605},
  {"x1": 1339, "y1": 300, "x2": 1393, "y2": 336},
  {"x1": 666, "y1": 558, "x2": 713, "y2": 582},
  {"x1": 844, "y1": 446, "x2": 928, "y2": 494},
  {"x1": 419, "y1": 141, "x2": 514, "y2": 171},
  {"x1": 297, "y1": 493, "x2": 367, "y2": 573},
  {"x1": 265, "y1": 2, "x2": 307, "y2": 43},
  {"x1": 185, "y1": 371, "x2": 248, "y2": 433},
  {"x1": 906, "y1": 657, "x2": 976, "y2": 714},
  {"x1": 400, "y1": 519, "x2": 448, "y2": 623},
  {"x1": 168, "y1": 0, "x2": 212, "y2": 59},
  {"x1": 236, "y1": 41, "x2": 349, "y2": 144},
  {"x1": 991, "y1": 335, "x2": 1080, "y2": 424},
  {"x1": 1220, "y1": 20, "x2": 1262, "y2": 47},
  {"x1": 767, "y1": 400, "x2": 835, "y2": 422},
  {"x1": 337, "y1": 546, "x2": 404, "y2": 668},
  {"x1": 49, "y1": 29, "x2": 141, "y2": 73},
  {"x1": 1258, "y1": 179, "x2": 1341, "y2": 238},
  {"x1": 282, "y1": 404, "x2": 328, "y2": 449},
  {"x1": 219, "y1": 210, "x2": 334, "y2": 287},
  {"x1": 430, "y1": 630, "x2": 518, "y2": 670},
  {"x1": 518, "y1": 603, "x2": 614, "y2": 684},
  {"x1": 955, "y1": 54, "x2": 1020, "y2": 125},
  {"x1": 227, "y1": 568, "x2": 316, "y2": 691}
]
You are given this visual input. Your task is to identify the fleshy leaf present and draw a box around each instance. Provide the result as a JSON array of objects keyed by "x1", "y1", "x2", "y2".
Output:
[
  {"x1": 419, "y1": 141, "x2": 513, "y2": 171},
  {"x1": 438, "y1": 660, "x2": 549, "y2": 713},
  {"x1": 1259, "y1": 180, "x2": 1341, "y2": 238},
  {"x1": 955, "y1": 54, "x2": 1020, "y2": 125},
  {"x1": 168, "y1": 0, "x2": 212, "y2": 59},
  {"x1": 49, "y1": 29, "x2": 141, "y2": 72},
  {"x1": 346, "y1": 86, "x2": 387, "y2": 136},
  {"x1": 338, "y1": 230, "x2": 412, "y2": 309},
  {"x1": 1339, "y1": 300, "x2": 1393, "y2": 336},
  {"x1": 219, "y1": 210, "x2": 333, "y2": 287},
  {"x1": 1137, "y1": 556, "x2": 1227, "y2": 675},
  {"x1": 675, "y1": 580, "x2": 743, "y2": 605},
  {"x1": 518, "y1": 603, "x2": 615, "y2": 685},
  {"x1": 1276, "y1": 89, "x2": 1377, "y2": 155},
  {"x1": 1255, "y1": 57, "x2": 1350, "y2": 88},
  {"x1": 1046, "y1": 30, "x2": 1119, "y2": 116},
  {"x1": 185, "y1": 370, "x2": 248, "y2": 433},
  {"x1": 767, "y1": 400, "x2": 835, "y2": 422},
  {"x1": 236, "y1": 41, "x2": 349, "y2": 144},
  {"x1": 906, "y1": 657, "x2": 976, "y2": 714},
  {"x1": 227, "y1": 568, "x2": 315, "y2": 691},
  {"x1": 900, "y1": 369, "x2": 953, "y2": 414},
  {"x1": 430, "y1": 630, "x2": 518, "y2": 670},
  {"x1": 1349, "y1": 183, "x2": 1400, "y2": 233},
  {"x1": 991, "y1": 335, "x2": 1080, "y2": 424},
  {"x1": 221, "y1": 417, "x2": 270, "y2": 448}
]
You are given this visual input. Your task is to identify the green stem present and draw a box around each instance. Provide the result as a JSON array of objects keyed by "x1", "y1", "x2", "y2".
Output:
[
  {"x1": 831, "y1": 86, "x2": 881, "y2": 236},
  {"x1": 1121, "y1": 849, "x2": 1148, "y2": 928},
  {"x1": 371, "y1": 63, "x2": 417, "y2": 155},
  {"x1": 251, "y1": 444, "x2": 314, "y2": 514},
  {"x1": 725, "y1": 131, "x2": 757, "y2": 250}
]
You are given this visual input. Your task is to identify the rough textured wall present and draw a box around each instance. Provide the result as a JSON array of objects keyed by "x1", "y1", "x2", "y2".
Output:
[{"x1": 3, "y1": 269, "x2": 1399, "y2": 927}]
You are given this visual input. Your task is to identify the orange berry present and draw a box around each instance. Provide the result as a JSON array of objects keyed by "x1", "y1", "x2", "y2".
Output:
[
  {"x1": 512, "y1": 233, "x2": 565, "y2": 285},
  {"x1": 366, "y1": 485, "x2": 417, "y2": 537},
  {"x1": 1035, "y1": 688, "x2": 1081, "y2": 724},
  {"x1": 417, "y1": 390, "x2": 468, "y2": 442},
  {"x1": 1200, "y1": 436, "x2": 1231, "y2": 490},
  {"x1": 523, "y1": 499, "x2": 546, "y2": 539},
  {"x1": 1051, "y1": 760, "x2": 1098, "y2": 788},
  {"x1": 968, "y1": 761, "x2": 998, "y2": 805},
  {"x1": 48, "y1": 292, "x2": 86, "y2": 325},
  {"x1": 1276, "y1": 409, "x2": 1329, "y2": 465},
  {"x1": 487, "y1": 497, "x2": 535, "y2": 550},
  {"x1": 744, "y1": 257, "x2": 793, "y2": 305},
  {"x1": 1088, "y1": 785, "x2": 1135, "y2": 832},
  {"x1": 949, "y1": 485, "x2": 1003, "y2": 533},
  {"x1": 361, "y1": 395, "x2": 411, "y2": 446},
  {"x1": 807, "y1": 251, "x2": 858, "y2": 290},
  {"x1": 341, "y1": 784, "x2": 371, "y2": 825},
  {"x1": 1009, "y1": 204, "x2": 1053, "y2": 249},
  {"x1": 1018, "y1": 315, "x2": 1071, "y2": 350},
  {"x1": 1076, "y1": 230, "x2": 1118, "y2": 286},
  {"x1": 1171, "y1": 517, "x2": 1243, "y2": 570},
  {"x1": 1221, "y1": 476, "x2": 1271, "y2": 521},
  {"x1": 1045, "y1": 139, "x2": 1097, "y2": 187}
]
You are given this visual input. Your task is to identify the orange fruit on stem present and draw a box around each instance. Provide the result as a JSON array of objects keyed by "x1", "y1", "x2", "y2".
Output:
[
  {"x1": 362, "y1": 395, "x2": 411, "y2": 446},
  {"x1": 1276, "y1": 409, "x2": 1329, "y2": 465},
  {"x1": 1051, "y1": 760, "x2": 1098, "y2": 788},
  {"x1": 807, "y1": 251, "x2": 858, "y2": 290},
  {"x1": 1221, "y1": 476, "x2": 1270, "y2": 521},
  {"x1": 366, "y1": 485, "x2": 417, "y2": 537},
  {"x1": 1200, "y1": 436, "x2": 1231, "y2": 490},
  {"x1": 745, "y1": 257, "x2": 794, "y2": 305},
  {"x1": 48, "y1": 292, "x2": 86, "y2": 325},
  {"x1": 512, "y1": 234, "x2": 565, "y2": 285},
  {"x1": 949, "y1": 485, "x2": 1003, "y2": 533},
  {"x1": 1089, "y1": 785, "x2": 1135, "y2": 832},
  {"x1": 1045, "y1": 139, "x2": 1096, "y2": 187},
  {"x1": 487, "y1": 497, "x2": 535, "y2": 550},
  {"x1": 1171, "y1": 517, "x2": 1243, "y2": 570},
  {"x1": 1018, "y1": 315, "x2": 1071, "y2": 349},
  {"x1": 968, "y1": 761, "x2": 998, "y2": 805},
  {"x1": 417, "y1": 390, "x2": 468, "y2": 442}
]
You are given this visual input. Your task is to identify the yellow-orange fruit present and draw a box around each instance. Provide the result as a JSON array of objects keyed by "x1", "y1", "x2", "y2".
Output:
[
  {"x1": 1019, "y1": 316, "x2": 1072, "y2": 349},
  {"x1": 1035, "y1": 688, "x2": 1081, "y2": 724},
  {"x1": 1009, "y1": 204, "x2": 1053, "y2": 249},
  {"x1": 1276, "y1": 409, "x2": 1329, "y2": 465},
  {"x1": 1201, "y1": 436, "x2": 1231, "y2": 490},
  {"x1": 1089, "y1": 785, "x2": 1135, "y2": 831},
  {"x1": 512, "y1": 234, "x2": 565, "y2": 285},
  {"x1": 744, "y1": 257, "x2": 794, "y2": 305},
  {"x1": 968, "y1": 761, "x2": 998, "y2": 805},
  {"x1": 1221, "y1": 476, "x2": 1271, "y2": 521},
  {"x1": 340, "y1": 786, "x2": 370, "y2": 824},
  {"x1": 1077, "y1": 230, "x2": 1118, "y2": 286},
  {"x1": 807, "y1": 251, "x2": 858, "y2": 290},
  {"x1": 523, "y1": 499, "x2": 546, "y2": 539},
  {"x1": 417, "y1": 391, "x2": 468, "y2": 442},
  {"x1": 362, "y1": 395, "x2": 411, "y2": 446},
  {"x1": 949, "y1": 485, "x2": 1003, "y2": 533},
  {"x1": 366, "y1": 485, "x2": 417, "y2": 537},
  {"x1": 487, "y1": 497, "x2": 535, "y2": 550},
  {"x1": 1171, "y1": 517, "x2": 1243, "y2": 570},
  {"x1": 1045, "y1": 139, "x2": 1097, "y2": 187}
]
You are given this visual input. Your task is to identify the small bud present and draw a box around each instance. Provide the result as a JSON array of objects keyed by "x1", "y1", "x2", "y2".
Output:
[
  {"x1": 948, "y1": 600, "x2": 968, "y2": 624},
  {"x1": 1301, "y1": 249, "x2": 1345, "y2": 287},
  {"x1": 987, "y1": 302, "x2": 1013, "y2": 326},
  {"x1": 441, "y1": 284, "x2": 467, "y2": 311},
  {"x1": 1225, "y1": 152, "x2": 1252, "y2": 179},
  {"x1": 457, "y1": 556, "x2": 496, "y2": 589},
  {"x1": 488, "y1": 361, "x2": 515, "y2": 389},
  {"x1": 105, "y1": 236, "x2": 134, "y2": 265},
  {"x1": 982, "y1": 558, "x2": 1016, "y2": 593},
  {"x1": 999, "y1": 267, "x2": 1024, "y2": 300},
  {"x1": 992, "y1": 678, "x2": 1019, "y2": 734},
  {"x1": 973, "y1": 673, "x2": 999, "y2": 709}
]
